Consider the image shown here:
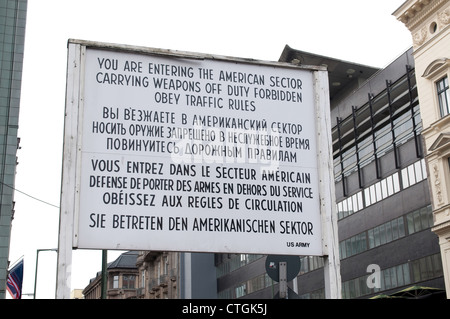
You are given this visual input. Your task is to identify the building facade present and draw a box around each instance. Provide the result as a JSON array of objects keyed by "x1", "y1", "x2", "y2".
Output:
[
  {"x1": 214, "y1": 45, "x2": 445, "y2": 299},
  {"x1": 83, "y1": 251, "x2": 139, "y2": 299},
  {"x1": 0, "y1": 0, "x2": 26, "y2": 299},
  {"x1": 135, "y1": 251, "x2": 179, "y2": 299},
  {"x1": 81, "y1": 2, "x2": 449, "y2": 299},
  {"x1": 394, "y1": 0, "x2": 450, "y2": 297}
]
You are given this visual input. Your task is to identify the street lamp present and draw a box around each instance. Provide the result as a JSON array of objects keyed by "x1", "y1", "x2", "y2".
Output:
[{"x1": 34, "y1": 248, "x2": 57, "y2": 299}]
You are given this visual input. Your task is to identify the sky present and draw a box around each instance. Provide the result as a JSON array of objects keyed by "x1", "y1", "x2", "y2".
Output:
[{"x1": 7, "y1": 0, "x2": 412, "y2": 299}]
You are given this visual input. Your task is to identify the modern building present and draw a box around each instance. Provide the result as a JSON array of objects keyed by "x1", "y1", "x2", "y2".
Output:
[
  {"x1": 0, "y1": 0, "x2": 27, "y2": 299},
  {"x1": 394, "y1": 0, "x2": 450, "y2": 297},
  {"x1": 82, "y1": 2, "x2": 448, "y2": 300},
  {"x1": 83, "y1": 251, "x2": 139, "y2": 299},
  {"x1": 214, "y1": 44, "x2": 445, "y2": 299},
  {"x1": 126, "y1": 42, "x2": 446, "y2": 300}
]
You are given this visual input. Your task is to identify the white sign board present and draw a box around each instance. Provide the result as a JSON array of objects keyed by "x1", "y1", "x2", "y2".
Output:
[{"x1": 64, "y1": 41, "x2": 328, "y2": 256}]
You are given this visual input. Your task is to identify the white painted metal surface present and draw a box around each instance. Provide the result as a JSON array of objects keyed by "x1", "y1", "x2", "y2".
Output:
[{"x1": 314, "y1": 70, "x2": 341, "y2": 299}]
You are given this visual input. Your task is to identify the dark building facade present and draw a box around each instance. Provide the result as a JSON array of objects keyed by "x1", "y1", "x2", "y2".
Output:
[
  {"x1": 0, "y1": 0, "x2": 27, "y2": 299},
  {"x1": 214, "y1": 46, "x2": 445, "y2": 299},
  {"x1": 83, "y1": 251, "x2": 139, "y2": 299}
]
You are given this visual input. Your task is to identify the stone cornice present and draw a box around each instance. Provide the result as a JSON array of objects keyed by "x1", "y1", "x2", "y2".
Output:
[
  {"x1": 395, "y1": 0, "x2": 446, "y2": 31},
  {"x1": 432, "y1": 220, "x2": 450, "y2": 236}
]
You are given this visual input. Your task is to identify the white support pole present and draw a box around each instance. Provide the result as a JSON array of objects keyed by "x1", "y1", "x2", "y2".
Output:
[
  {"x1": 56, "y1": 42, "x2": 82, "y2": 299},
  {"x1": 314, "y1": 70, "x2": 342, "y2": 299}
]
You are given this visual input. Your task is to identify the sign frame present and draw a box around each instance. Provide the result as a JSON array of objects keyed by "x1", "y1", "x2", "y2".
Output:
[{"x1": 56, "y1": 39, "x2": 340, "y2": 298}]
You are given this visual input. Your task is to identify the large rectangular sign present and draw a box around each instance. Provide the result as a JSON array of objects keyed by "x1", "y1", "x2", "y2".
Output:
[{"x1": 64, "y1": 41, "x2": 328, "y2": 256}]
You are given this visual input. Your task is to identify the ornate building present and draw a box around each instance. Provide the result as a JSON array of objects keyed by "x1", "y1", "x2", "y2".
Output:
[
  {"x1": 83, "y1": 251, "x2": 139, "y2": 299},
  {"x1": 394, "y1": 0, "x2": 450, "y2": 297},
  {"x1": 135, "y1": 251, "x2": 179, "y2": 299}
]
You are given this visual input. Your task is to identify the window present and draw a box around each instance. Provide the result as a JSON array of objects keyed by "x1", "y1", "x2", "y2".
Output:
[
  {"x1": 141, "y1": 270, "x2": 146, "y2": 288},
  {"x1": 437, "y1": 76, "x2": 449, "y2": 117},
  {"x1": 113, "y1": 275, "x2": 119, "y2": 289},
  {"x1": 122, "y1": 275, "x2": 135, "y2": 289}
]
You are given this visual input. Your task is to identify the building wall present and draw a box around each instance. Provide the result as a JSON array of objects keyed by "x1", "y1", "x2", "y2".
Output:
[
  {"x1": 138, "y1": 251, "x2": 179, "y2": 299},
  {"x1": 83, "y1": 267, "x2": 139, "y2": 299},
  {"x1": 0, "y1": 0, "x2": 26, "y2": 299},
  {"x1": 309, "y1": 52, "x2": 442, "y2": 298},
  {"x1": 215, "y1": 44, "x2": 445, "y2": 299},
  {"x1": 394, "y1": 0, "x2": 450, "y2": 297}
]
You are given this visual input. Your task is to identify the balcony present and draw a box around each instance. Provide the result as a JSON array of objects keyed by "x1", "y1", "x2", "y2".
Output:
[
  {"x1": 136, "y1": 287, "x2": 145, "y2": 298},
  {"x1": 159, "y1": 274, "x2": 168, "y2": 287},
  {"x1": 150, "y1": 278, "x2": 160, "y2": 291}
]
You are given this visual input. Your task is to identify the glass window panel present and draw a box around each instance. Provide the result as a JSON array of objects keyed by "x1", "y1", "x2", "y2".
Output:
[
  {"x1": 413, "y1": 210, "x2": 422, "y2": 232},
  {"x1": 420, "y1": 207, "x2": 430, "y2": 229},
  {"x1": 348, "y1": 280, "x2": 356, "y2": 299},
  {"x1": 427, "y1": 206, "x2": 434, "y2": 227},
  {"x1": 347, "y1": 198, "x2": 353, "y2": 214},
  {"x1": 392, "y1": 219, "x2": 399, "y2": 240},
  {"x1": 398, "y1": 217, "x2": 406, "y2": 238},
  {"x1": 408, "y1": 165, "x2": 416, "y2": 185},
  {"x1": 368, "y1": 229, "x2": 374, "y2": 249},
  {"x1": 353, "y1": 278, "x2": 361, "y2": 297},
  {"x1": 357, "y1": 192, "x2": 364, "y2": 209},
  {"x1": 375, "y1": 182, "x2": 383, "y2": 201},
  {"x1": 386, "y1": 222, "x2": 393, "y2": 243},
  {"x1": 381, "y1": 179, "x2": 388, "y2": 198},
  {"x1": 337, "y1": 202, "x2": 343, "y2": 219},
  {"x1": 359, "y1": 277, "x2": 368, "y2": 296},
  {"x1": 432, "y1": 254, "x2": 443, "y2": 277},
  {"x1": 386, "y1": 176, "x2": 394, "y2": 196},
  {"x1": 364, "y1": 188, "x2": 372, "y2": 206},
  {"x1": 414, "y1": 161, "x2": 423, "y2": 181},
  {"x1": 396, "y1": 265, "x2": 404, "y2": 287},
  {"x1": 421, "y1": 159, "x2": 427, "y2": 178},
  {"x1": 352, "y1": 194, "x2": 359, "y2": 212},
  {"x1": 403, "y1": 264, "x2": 411, "y2": 285},
  {"x1": 370, "y1": 185, "x2": 377, "y2": 204},
  {"x1": 393, "y1": 173, "x2": 400, "y2": 192},
  {"x1": 374, "y1": 227, "x2": 380, "y2": 247},
  {"x1": 359, "y1": 233, "x2": 367, "y2": 253},
  {"x1": 342, "y1": 200, "x2": 348, "y2": 214},
  {"x1": 380, "y1": 270, "x2": 385, "y2": 291},
  {"x1": 407, "y1": 213, "x2": 415, "y2": 234},
  {"x1": 412, "y1": 260, "x2": 421, "y2": 281},
  {"x1": 419, "y1": 258, "x2": 428, "y2": 280},
  {"x1": 437, "y1": 76, "x2": 450, "y2": 117},
  {"x1": 345, "y1": 239, "x2": 352, "y2": 257},
  {"x1": 390, "y1": 268, "x2": 398, "y2": 288},
  {"x1": 339, "y1": 242, "x2": 346, "y2": 260},
  {"x1": 123, "y1": 275, "x2": 135, "y2": 289},
  {"x1": 379, "y1": 224, "x2": 386, "y2": 245},
  {"x1": 401, "y1": 168, "x2": 410, "y2": 188},
  {"x1": 351, "y1": 237, "x2": 358, "y2": 255},
  {"x1": 299, "y1": 257, "x2": 309, "y2": 274},
  {"x1": 425, "y1": 256, "x2": 434, "y2": 279}
]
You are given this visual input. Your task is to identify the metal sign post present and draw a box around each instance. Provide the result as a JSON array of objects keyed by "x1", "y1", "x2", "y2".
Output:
[
  {"x1": 314, "y1": 70, "x2": 342, "y2": 299},
  {"x1": 279, "y1": 262, "x2": 288, "y2": 299}
]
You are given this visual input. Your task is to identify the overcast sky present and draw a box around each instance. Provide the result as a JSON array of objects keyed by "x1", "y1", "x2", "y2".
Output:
[{"x1": 7, "y1": 0, "x2": 411, "y2": 299}]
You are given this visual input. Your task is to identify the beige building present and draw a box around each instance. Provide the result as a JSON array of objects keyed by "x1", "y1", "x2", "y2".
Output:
[
  {"x1": 83, "y1": 251, "x2": 139, "y2": 299},
  {"x1": 135, "y1": 251, "x2": 179, "y2": 299},
  {"x1": 394, "y1": 0, "x2": 450, "y2": 297}
]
